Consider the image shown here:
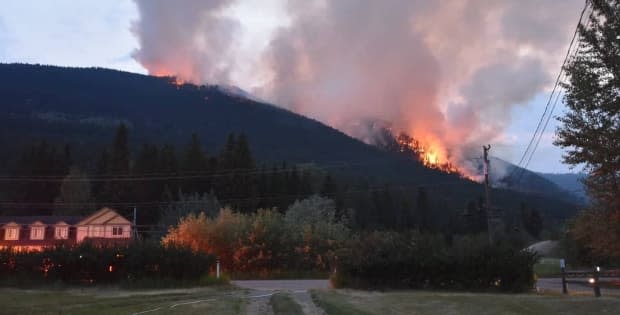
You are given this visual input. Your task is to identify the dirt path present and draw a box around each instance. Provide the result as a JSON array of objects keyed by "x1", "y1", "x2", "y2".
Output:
[
  {"x1": 245, "y1": 290, "x2": 275, "y2": 315},
  {"x1": 234, "y1": 280, "x2": 330, "y2": 315},
  {"x1": 291, "y1": 291, "x2": 327, "y2": 315}
]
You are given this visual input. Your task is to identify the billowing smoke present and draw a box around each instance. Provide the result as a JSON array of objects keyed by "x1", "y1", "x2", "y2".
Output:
[
  {"x1": 131, "y1": 0, "x2": 240, "y2": 84},
  {"x1": 131, "y1": 0, "x2": 583, "y2": 172}
]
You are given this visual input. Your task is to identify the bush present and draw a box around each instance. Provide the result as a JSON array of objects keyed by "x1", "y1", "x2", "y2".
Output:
[
  {"x1": 331, "y1": 231, "x2": 537, "y2": 292},
  {"x1": 0, "y1": 241, "x2": 215, "y2": 287}
]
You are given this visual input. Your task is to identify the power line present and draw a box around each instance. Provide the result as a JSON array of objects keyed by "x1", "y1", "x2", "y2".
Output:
[
  {"x1": 509, "y1": 0, "x2": 591, "y2": 182},
  {"x1": 0, "y1": 179, "x2": 475, "y2": 208},
  {"x1": 0, "y1": 155, "x2": 470, "y2": 183}
]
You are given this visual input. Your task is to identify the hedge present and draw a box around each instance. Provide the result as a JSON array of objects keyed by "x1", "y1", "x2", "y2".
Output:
[
  {"x1": 331, "y1": 232, "x2": 537, "y2": 292},
  {"x1": 0, "y1": 241, "x2": 215, "y2": 287}
]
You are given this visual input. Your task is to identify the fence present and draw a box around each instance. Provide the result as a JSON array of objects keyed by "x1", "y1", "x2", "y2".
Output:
[{"x1": 561, "y1": 260, "x2": 620, "y2": 297}]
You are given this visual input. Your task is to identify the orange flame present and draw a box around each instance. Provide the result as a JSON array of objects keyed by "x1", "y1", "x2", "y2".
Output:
[
  {"x1": 151, "y1": 68, "x2": 185, "y2": 87},
  {"x1": 396, "y1": 132, "x2": 462, "y2": 175}
]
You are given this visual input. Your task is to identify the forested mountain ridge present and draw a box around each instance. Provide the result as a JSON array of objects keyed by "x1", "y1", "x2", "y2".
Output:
[{"x1": 0, "y1": 63, "x2": 580, "y2": 228}]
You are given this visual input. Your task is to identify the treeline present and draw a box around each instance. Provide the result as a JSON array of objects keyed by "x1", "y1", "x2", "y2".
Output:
[
  {"x1": 163, "y1": 197, "x2": 537, "y2": 291},
  {"x1": 332, "y1": 232, "x2": 537, "y2": 292},
  {"x1": 2, "y1": 124, "x2": 548, "y2": 240},
  {"x1": 163, "y1": 196, "x2": 346, "y2": 278},
  {"x1": 1, "y1": 124, "x2": 423, "y2": 232},
  {"x1": 0, "y1": 242, "x2": 214, "y2": 287}
]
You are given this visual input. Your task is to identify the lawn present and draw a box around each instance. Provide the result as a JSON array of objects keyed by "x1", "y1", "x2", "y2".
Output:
[
  {"x1": 311, "y1": 289, "x2": 620, "y2": 315},
  {"x1": 534, "y1": 258, "x2": 563, "y2": 278},
  {"x1": 0, "y1": 286, "x2": 244, "y2": 315}
]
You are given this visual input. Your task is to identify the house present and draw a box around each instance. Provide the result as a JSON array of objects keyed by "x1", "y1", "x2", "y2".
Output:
[{"x1": 0, "y1": 208, "x2": 132, "y2": 251}]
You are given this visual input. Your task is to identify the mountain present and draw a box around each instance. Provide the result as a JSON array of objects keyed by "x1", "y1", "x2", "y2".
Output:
[
  {"x1": 0, "y1": 63, "x2": 580, "y2": 224},
  {"x1": 539, "y1": 172, "x2": 587, "y2": 202}
]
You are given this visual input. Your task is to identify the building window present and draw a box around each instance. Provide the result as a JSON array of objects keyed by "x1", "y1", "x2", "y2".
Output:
[
  {"x1": 55, "y1": 227, "x2": 68, "y2": 239},
  {"x1": 31, "y1": 227, "x2": 45, "y2": 240},
  {"x1": 112, "y1": 227, "x2": 123, "y2": 236},
  {"x1": 5, "y1": 228, "x2": 19, "y2": 240}
]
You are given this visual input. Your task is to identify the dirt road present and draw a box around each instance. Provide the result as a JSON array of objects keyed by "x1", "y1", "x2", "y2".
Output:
[{"x1": 233, "y1": 280, "x2": 329, "y2": 315}]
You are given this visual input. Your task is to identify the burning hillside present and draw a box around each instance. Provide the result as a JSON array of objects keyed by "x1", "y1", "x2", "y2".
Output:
[
  {"x1": 356, "y1": 120, "x2": 464, "y2": 176},
  {"x1": 393, "y1": 132, "x2": 460, "y2": 174}
]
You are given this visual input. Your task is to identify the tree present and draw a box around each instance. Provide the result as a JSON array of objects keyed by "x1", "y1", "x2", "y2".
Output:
[
  {"x1": 54, "y1": 167, "x2": 93, "y2": 215},
  {"x1": 99, "y1": 124, "x2": 133, "y2": 216},
  {"x1": 520, "y1": 203, "x2": 543, "y2": 238},
  {"x1": 554, "y1": 0, "x2": 620, "y2": 262},
  {"x1": 416, "y1": 187, "x2": 430, "y2": 231},
  {"x1": 182, "y1": 134, "x2": 209, "y2": 194},
  {"x1": 555, "y1": 0, "x2": 620, "y2": 210}
]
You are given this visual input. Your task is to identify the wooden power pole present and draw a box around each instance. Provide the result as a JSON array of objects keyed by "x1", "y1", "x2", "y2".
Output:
[{"x1": 483, "y1": 144, "x2": 493, "y2": 243}]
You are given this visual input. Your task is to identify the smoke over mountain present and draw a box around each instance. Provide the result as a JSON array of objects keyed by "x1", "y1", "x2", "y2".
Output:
[{"x1": 131, "y1": 0, "x2": 583, "y2": 170}]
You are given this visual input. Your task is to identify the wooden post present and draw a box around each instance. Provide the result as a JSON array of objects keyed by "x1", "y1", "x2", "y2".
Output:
[
  {"x1": 483, "y1": 145, "x2": 493, "y2": 244},
  {"x1": 561, "y1": 259, "x2": 568, "y2": 294},
  {"x1": 593, "y1": 266, "x2": 601, "y2": 297},
  {"x1": 216, "y1": 259, "x2": 221, "y2": 279}
]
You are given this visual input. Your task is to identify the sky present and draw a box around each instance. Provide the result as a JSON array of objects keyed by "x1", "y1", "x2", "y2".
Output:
[{"x1": 0, "y1": 0, "x2": 584, "y2": 174}]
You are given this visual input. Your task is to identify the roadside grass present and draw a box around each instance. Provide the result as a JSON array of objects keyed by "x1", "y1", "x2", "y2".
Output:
[
  {"x1": 311, "y1": 289, "x2": 620, "y2": 315},
  {"x1": 270, "y1": 293, "x2": 304, "y2": 315},
  {"x1": 534, "y1": 258, "x2": 563, "y2": 278},
  {"x1": 0, "y1": 286, "x2": 244, "y2": 315},
  {"x1": 311, "y1": 290, "x2": 373, "y2": 315}
]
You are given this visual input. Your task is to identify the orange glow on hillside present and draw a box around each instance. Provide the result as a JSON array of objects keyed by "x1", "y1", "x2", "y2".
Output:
[
  {"x1": 151, "y1": 68, "x2": 185, "y2": 87},
  {"x1": 396, "y1": 132, "x2": 463, "y2": 176}
]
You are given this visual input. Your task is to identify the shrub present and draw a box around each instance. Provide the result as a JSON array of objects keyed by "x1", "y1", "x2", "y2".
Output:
[
  {"x1": 331, "y1": 231, "x2": 537, "y2": 292},
  {"x1": 0, "y1": 241, "x2": 215, "y2": 287}
]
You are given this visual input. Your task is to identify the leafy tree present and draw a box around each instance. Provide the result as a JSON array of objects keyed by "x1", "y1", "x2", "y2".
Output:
[
  {"x1": 554, "y1": 0, "x2": 620, "y2": 262},
  {"x1": 54, "y1": 167, "x2": 93, "y2": 215},
  {"x1": 555, "y1": 0, "x2": 620, "y2": 210},
  {"x1": 158, "y1": 190, "x2": 221, "y2": 235}
]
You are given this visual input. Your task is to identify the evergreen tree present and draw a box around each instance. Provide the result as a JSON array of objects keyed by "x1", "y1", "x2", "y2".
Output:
[
  {"x1": 182, "y1": 134, "x2": 209, "y2": 194},
  {"x1": 235, "y1": 133, "x2": 255, "y2": 169},
  {"x1": 520, "y1": 203, "x2": 543, "y2": 238},
  {"x1": 99, "y1": 124, "x2": 132, "y2": 215},
  {"x1": 159, "y1": 144, "x2": 180, "y2": 196},
  {"x1": 416, "y1": 187, "x2": 430, "y2": 231},
  {"x1": 9, "y1": 141, "x2": 71, "y2": 214}
]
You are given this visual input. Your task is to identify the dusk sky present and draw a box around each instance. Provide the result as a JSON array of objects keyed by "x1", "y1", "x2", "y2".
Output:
[{"x1": 0, "y1": 0, "x2": 586, "y2": 173}]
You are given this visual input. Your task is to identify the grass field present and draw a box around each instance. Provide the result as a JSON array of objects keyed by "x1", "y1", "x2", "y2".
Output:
[
  {"x1": 311, "y1": 290, "x2": 620, "y2": 315},
  {"x1": 534, "y1": 258, "x2": 563, "y2": 278},
  {"x1": 3, "y1": 286, "x2": 620, "y2": 315},
  {"x1": 0, "y1": 286, "x2": 244, "y2": 315}
]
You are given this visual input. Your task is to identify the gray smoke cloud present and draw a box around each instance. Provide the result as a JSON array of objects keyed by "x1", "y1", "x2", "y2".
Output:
[
  {"x1": 131, "y1": 0, "x2": 583, "y2": 170},
  {"x1": 132, "y1": 0, "x2": 240, "y2": 83}
]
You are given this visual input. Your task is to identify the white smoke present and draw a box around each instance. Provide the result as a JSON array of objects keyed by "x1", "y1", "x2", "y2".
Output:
[{"x1": 131, "y1": 0, "x2": 584, "y2": 168}]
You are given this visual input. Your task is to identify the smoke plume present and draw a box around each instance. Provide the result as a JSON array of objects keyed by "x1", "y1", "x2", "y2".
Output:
[{"x1": 131, "y1": 0, "x2": 583, "y2": 170}]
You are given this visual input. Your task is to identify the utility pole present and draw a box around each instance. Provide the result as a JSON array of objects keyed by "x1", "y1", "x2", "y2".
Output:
[
  {"x1": 133, "y1": 206, "x2": 139, "y2": 239},
  {"x1": 483, "y1": 144, "x2": 493, "y2": 243}
]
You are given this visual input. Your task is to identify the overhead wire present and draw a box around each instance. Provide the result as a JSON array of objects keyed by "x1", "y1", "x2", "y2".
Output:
[{"x1": 508, "y1": 0, "x2": 592, "y2": 183}]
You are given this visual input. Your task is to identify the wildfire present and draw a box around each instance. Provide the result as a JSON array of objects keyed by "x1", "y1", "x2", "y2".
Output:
[
  {"x1": 151, "y1": 69, "x2": 185, "y2": 87},
  {"x1": 395, "y1": 132, "x2": 460, "y2": 175}
]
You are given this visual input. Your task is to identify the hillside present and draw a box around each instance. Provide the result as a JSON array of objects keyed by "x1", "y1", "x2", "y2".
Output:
[
  {"x1": 539, "y1": 172, "x2": 587, "y2": 202},
  {"x1": 0, "y1": 63, "x2": 580, "y2": 224}
]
